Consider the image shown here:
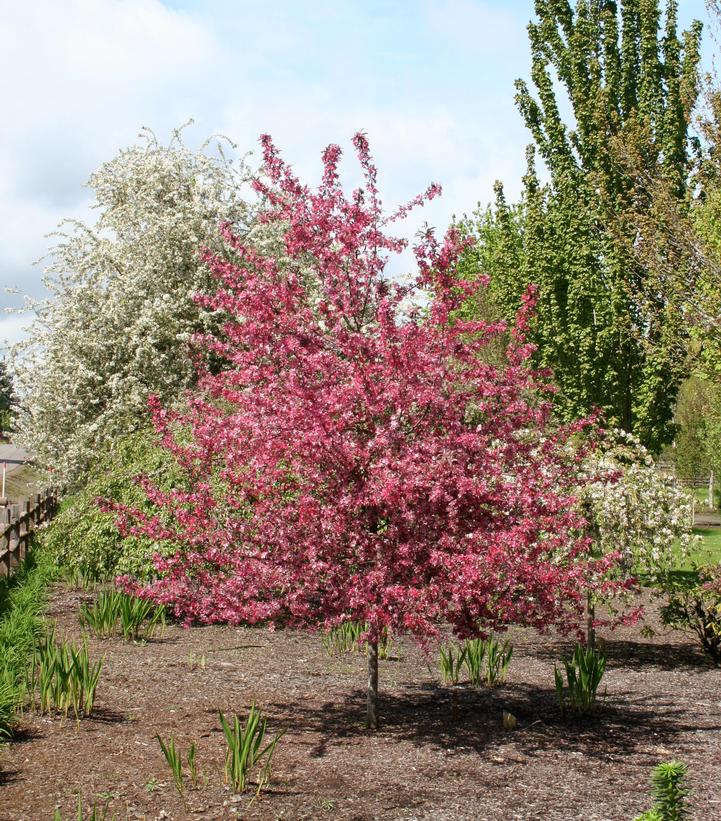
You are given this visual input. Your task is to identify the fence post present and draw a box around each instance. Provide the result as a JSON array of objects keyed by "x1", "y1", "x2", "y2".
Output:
[
  {"x1": 7, "y1": 504, "x2": 20, "y2": 573},
  {"x1": 19, "y1": 500, "x2": 30, "y2": 564},
  {"x1": 0, "y1": 489, "x2": 60, "y2": 578},
  {"x1": 33, "y1": 493, "x2": 41, "y2": 528},
  {"x1": 0, "y1": 508, "x2": 10, "y2": 577}
]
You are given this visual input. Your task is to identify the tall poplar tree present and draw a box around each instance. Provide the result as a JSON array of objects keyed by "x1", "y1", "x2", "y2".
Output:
[{"x1": 468, "y1": 0, "x2": 702, "y2": 452}]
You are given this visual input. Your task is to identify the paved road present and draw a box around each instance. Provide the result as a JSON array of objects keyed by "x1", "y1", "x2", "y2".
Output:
[{"x1": 0, "y1": 444, "x2": 31, "y2": 473}]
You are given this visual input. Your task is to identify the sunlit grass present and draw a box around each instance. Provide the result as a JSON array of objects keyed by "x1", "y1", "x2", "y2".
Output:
[{"x1": 692, "y1": 527, "x2": 721, "y2": 565}]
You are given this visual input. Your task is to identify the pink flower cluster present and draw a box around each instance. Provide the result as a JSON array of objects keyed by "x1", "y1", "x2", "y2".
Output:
[{"x1": 111, "y1": 133, "x2": 628, "y2": 641}]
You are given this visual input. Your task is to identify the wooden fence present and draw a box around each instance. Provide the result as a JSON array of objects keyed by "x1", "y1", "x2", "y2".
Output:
[{"x1": 0, "y1": 488, "x2": 59, "y2": 577}]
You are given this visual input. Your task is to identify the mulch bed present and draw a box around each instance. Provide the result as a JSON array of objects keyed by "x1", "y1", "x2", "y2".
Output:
[{"x1": 1, "y1": 584, "x2": 720, "y2": 821}]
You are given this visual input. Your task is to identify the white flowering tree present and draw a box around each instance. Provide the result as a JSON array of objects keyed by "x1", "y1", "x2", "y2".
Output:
[
  {"x1": 578, "y1": 429, "x2": 698, "y2": 644},
  {"x1": 10, "y1": 124, "x2": 281, "y2": 486}
]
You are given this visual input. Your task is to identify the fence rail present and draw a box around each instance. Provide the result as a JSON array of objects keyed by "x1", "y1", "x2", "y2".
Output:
[{"x1": 0, "y1": 488, "x2": 58, "y2": 577}]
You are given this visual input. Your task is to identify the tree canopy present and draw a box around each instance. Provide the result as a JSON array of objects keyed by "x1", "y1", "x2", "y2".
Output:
[
  {"x1": 462, "y1": 0, "x2": 703, "y2": 453},
  {"x1": 10, "y1": 126, "x2": 266, "y2": 485},
  {"x1": 112, "y1": 134, "x2": 630, "y2": 727}
]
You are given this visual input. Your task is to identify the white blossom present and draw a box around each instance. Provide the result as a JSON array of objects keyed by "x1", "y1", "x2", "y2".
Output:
[
  {"x1": 10, "y1": 125, "x2": 283, "y2": 485},
  {"x1": 578, "y1": 430, "x2": 699, "y2": 576}
]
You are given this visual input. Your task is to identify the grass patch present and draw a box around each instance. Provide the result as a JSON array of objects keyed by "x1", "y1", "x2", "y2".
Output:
[
  {"x1": 692, "y1": 527, "x2": 721, "y2": 565},
  {"x1": 0, "y1": 543, "x2": 55, "y2": 736},
  {"x1": 691, "y1": 484, "x2": 719, "y2": 511}
]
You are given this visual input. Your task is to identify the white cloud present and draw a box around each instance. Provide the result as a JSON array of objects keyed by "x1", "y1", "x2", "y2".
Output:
[
  {"x1": 0, "y1": 0, "x2": 533, "y2": 349},
  {"x1": 0, "y1": 0, "x2": 223, "y2": 341}
]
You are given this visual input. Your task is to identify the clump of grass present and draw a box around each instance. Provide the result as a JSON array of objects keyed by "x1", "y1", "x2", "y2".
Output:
[
  {"x1": 79, "y1": 590, "x2": 166, "y2": 642},
  {"x1": 52, "y1": 795, "x2": 118, "y2": 820},
  {"x1": 220, "y1": 705, "x2": 285, "y2": 794},
  {"x1": 155, "y1": 734, "x2": 200, "y2": 796},
  {"x1": 156, "y1": 734, "x2": 184, "y2": 796},
  {"x1": 439, "y1": 642, "x2": 466, "y2": 685},
  {"x1": 440, "y1": 635, "x2": 513, "y2": 687},
  {"x1": 554, "y1": 643, "x2": 606, "y2": 713},
  {"x1": 29, "y1": 627, "x2": 103, "y2": 719},
  {"x1": 484, "y1": 636, "x2": 513, "y2": 686},
  {"x1": 0, "y1": 547, "x2": 54, "y2": 737}
]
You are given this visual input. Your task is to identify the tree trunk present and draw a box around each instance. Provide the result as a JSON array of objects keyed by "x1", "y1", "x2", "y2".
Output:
[
  {"x1": 366, "y1": 640, "x2": 378, "y2": 729},
  {"x1": 587, "y1": 593, "x2": 596, "y2": 651}
]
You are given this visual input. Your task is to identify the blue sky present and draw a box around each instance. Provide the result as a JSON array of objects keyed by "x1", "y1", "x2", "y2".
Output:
[{"x1": 0, "y1": 0, "x2": 713, "y2": 346}]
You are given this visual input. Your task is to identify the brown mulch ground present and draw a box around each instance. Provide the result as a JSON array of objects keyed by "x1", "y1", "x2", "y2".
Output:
[{"x1": 1, "y1": 585, "x2": 720, "y2": 821}]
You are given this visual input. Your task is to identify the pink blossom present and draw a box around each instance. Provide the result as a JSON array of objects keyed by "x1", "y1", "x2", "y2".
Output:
[{"x1": 111, "y1": 133, "x2": 629, "y2": 644}]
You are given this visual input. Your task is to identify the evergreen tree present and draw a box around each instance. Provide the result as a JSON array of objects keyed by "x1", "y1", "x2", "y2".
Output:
[{"x1": 468, "y1": 0, "x2": 702, "y2": 452}]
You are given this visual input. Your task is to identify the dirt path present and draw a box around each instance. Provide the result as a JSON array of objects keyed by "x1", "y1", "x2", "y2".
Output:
[{"x1": 1, "y1": 585, "x2": 720, "y2": 821}]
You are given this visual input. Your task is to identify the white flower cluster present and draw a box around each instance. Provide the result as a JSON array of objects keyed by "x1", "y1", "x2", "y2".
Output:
[
  {"x1": 578, "y1": 429, "x2": 698, "y2": 575},
  {"x1": 10, "y1": 125, "x2": 282, "y2": 486}
]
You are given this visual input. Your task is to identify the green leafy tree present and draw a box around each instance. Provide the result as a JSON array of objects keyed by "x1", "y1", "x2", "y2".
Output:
[
  {"x1": 464, "y1": 0, "x2": 702, "y2": 452},
  {"x1": 669, "y1": 376, "x2": 718, "y2": 486}
]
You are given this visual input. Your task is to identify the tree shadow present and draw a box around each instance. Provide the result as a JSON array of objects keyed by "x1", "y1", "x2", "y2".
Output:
[
  {"x1": 603, "y1": 639, "x2": 713, "y2": 671},
  {"x1": 264, "y1": 680, "x2": 717, "y2": 763},
  {"x1": 86, "y1": 706, "x2": 127, "y2": 725},
  {"x1": 0, "y1": 768, "x2": 19, "y2": 786},
  {"x1": 5, "y1": 725, "x2": 42, "y2": 744},
  {"x1": 525, "y1": 637, "x2": 711, "y2": 672}
]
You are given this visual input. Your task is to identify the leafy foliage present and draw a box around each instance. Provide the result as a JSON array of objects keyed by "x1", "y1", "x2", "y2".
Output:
[
  {"x1": 41, "y1": 430, "x2": 186, "y2": 581},
  {"x1": 660, "y1": 564, "x2": 721, "y2": 665},
  {"x1": 463, "y1": 0, "x2": 702, "y2": 452},
  {"x1": 554, "y1": 643, "x2": 607, "y2": 713}
]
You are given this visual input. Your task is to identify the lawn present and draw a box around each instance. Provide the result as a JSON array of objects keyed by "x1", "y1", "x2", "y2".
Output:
[
  {"x1": 691, "y1": 526, "x2": 721, "y2": 565},
  {"x1": 1, "y1": 581, "x2": 719, "y2": 820},
  {"x1": 691, "y1": 484, "x2": 719, "y2": 511}
]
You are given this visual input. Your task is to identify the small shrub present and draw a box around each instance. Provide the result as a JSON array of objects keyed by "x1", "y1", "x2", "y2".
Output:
[
  {"x1": 660, "y1": 564, "x2": 721, "y2": 665},
  {"x1": 634, "y1": 760, "x2": 690, "y2": 821},
  {"x1": 554, "y1": 643, "x2": 606, "y2": 713},
  {"x1": 40, "y1": 431, "x2": 186, "y2": 581},
  {"x1": 219, "y1": 705, "x2": 284, "y2": 794}
]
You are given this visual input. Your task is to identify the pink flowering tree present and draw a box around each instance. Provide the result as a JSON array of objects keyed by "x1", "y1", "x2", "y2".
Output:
[{"x1": 113, "y1": 133, "x2": 626, "y2": 728}]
